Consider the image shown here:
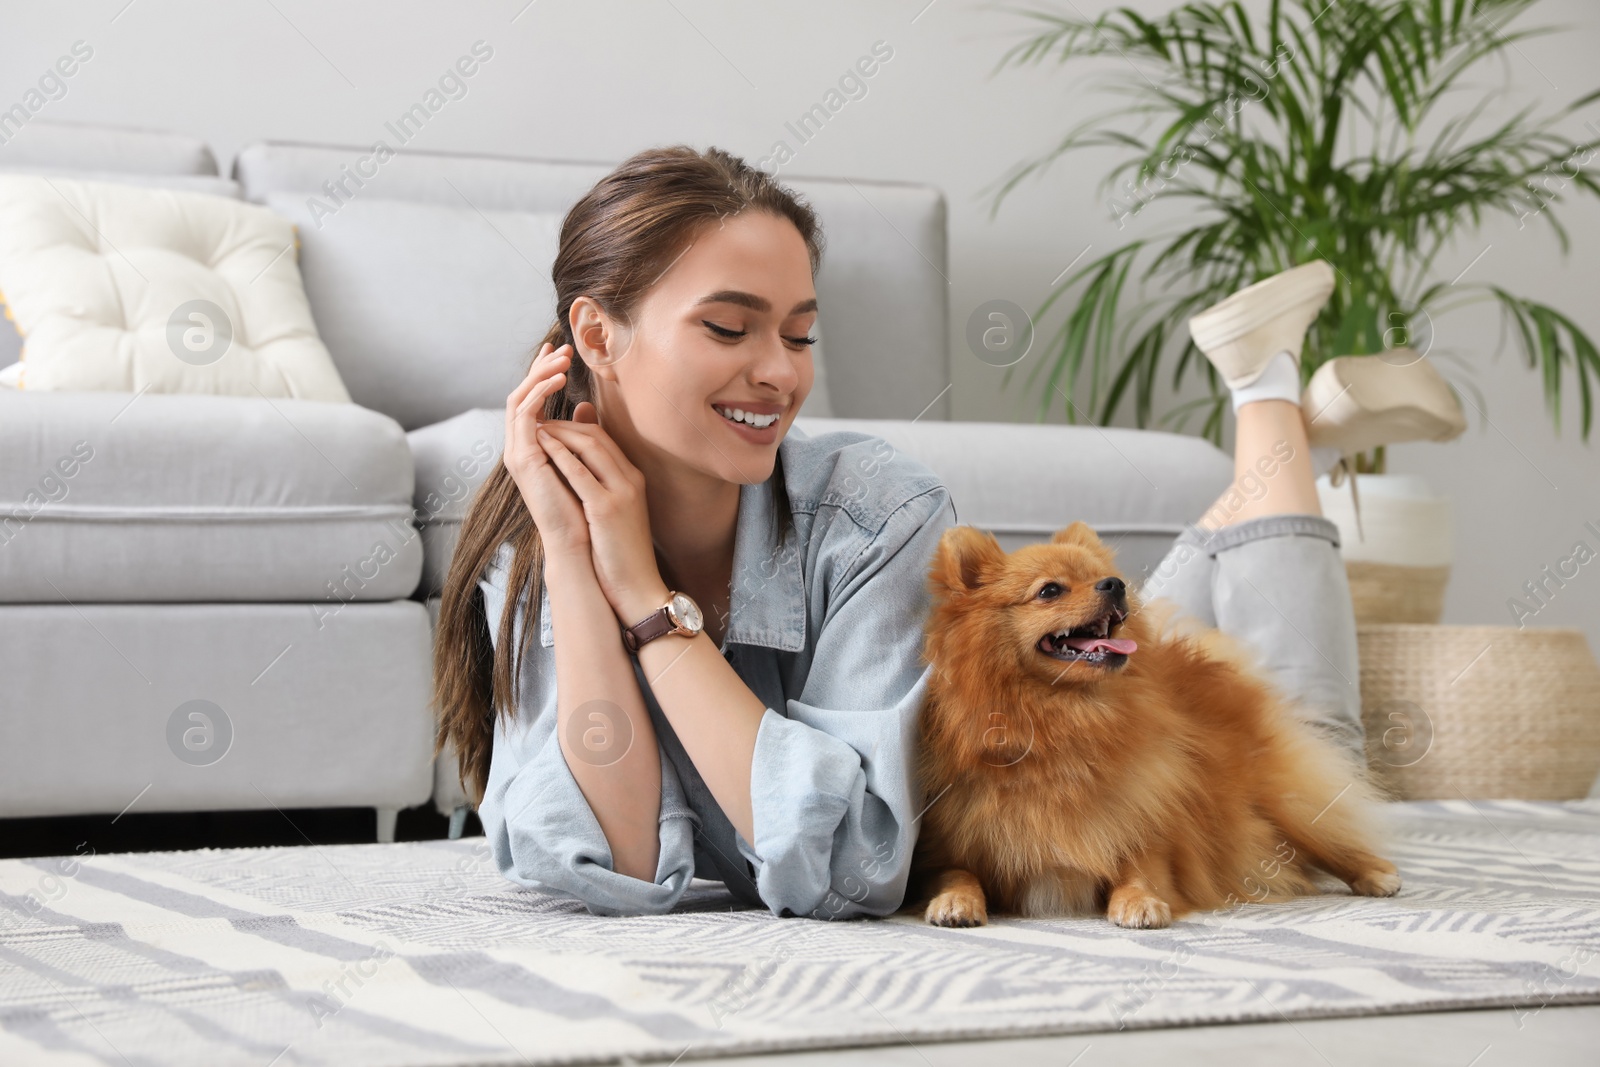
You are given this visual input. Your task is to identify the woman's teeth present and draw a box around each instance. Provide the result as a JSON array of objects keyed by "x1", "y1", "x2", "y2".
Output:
[{"x1": 715, "y1": 404, "x2": 779, "y2": 429}]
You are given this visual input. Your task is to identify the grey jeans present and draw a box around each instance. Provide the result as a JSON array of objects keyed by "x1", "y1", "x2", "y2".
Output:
[{"x1": 1140, "y1": 514, "x2": 1366, "y2": 765}]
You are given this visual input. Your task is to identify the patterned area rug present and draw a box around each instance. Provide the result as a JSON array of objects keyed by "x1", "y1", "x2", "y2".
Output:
[{"x1": 2, "y1": 799, "x2": 1598, "y2": 1066}]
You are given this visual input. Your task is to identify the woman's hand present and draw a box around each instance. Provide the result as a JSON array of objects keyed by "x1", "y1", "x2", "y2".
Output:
[
  {"x1": 536, "y1": 413, "x2": 669, "y2": 627},
  {"x1": 503, "y1": 343, "x2": 591, "y2": 563}
]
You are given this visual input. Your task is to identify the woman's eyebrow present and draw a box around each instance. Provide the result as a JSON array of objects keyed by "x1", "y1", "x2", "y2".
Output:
[{"x1": 694, "y1": 290, "x2": 818, "y2": 315}]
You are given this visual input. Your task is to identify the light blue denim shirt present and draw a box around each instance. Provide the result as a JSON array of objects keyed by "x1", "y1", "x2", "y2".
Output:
[{"x1": 476, "y1": 424, "x2": 957, "y2": 919}]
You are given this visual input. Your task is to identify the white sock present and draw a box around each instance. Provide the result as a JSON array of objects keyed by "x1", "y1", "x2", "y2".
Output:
[{"x1": 1230, "y1": 350, "x2": 1301, "y2": 413}]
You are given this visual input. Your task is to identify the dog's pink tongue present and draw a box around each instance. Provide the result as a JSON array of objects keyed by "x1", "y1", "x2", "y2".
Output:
[{"x1": 1063, "y1": 636, "x2": 1138, "y2": 655}]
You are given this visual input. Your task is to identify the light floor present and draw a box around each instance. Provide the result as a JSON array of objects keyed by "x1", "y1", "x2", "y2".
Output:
[{"x1": 704, "y1": 1004, "x2": 1600, "y2": 1066}]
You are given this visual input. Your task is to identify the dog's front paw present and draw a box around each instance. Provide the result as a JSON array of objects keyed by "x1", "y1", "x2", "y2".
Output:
[
  {"x1": 1349, "y1": 866, "x2": 1402, "y2": 897},
  {"x1": 1106, "y1": 889, "x2": 1172, "y2": 929},
  {"x1": 925, "y1": 888, "x2": 988, "y2": 927}
]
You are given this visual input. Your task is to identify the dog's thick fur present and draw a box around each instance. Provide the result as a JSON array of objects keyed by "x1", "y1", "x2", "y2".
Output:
[{"x1": 908, "y1": 522, "x2": 1401, "y2": 928}]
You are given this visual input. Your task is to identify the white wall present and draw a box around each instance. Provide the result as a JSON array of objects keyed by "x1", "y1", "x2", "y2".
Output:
[{"x1": 4, "y1": 0, "x2": 1597, "y2": 650}]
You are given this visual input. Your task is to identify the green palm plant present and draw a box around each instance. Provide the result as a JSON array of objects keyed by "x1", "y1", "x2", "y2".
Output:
[{"x1": 987, "y1": 0, "x2": 1600, "y2": 464}]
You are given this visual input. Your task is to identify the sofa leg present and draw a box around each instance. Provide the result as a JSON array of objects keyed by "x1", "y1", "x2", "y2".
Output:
[
  {"x1": 448, "y1": 805, "x2": 470, "y2": 840},
  {"x1": 375, "y1": 807, "x2": 398, "y2": 844}
]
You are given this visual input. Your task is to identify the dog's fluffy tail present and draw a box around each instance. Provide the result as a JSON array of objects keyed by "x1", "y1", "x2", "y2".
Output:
[{"x1": 1142, "y1": 596, "x2": 1397, "y2": 884}]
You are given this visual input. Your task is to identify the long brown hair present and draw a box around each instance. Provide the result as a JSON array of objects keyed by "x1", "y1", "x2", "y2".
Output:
[{"x1": 433, "y1": 145, "x2": 825, "y2": 804}]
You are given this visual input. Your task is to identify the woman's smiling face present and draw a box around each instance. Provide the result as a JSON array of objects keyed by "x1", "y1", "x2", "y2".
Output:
[{"x1": 570, "y1": 210, "x2": 818, "y2": 485}]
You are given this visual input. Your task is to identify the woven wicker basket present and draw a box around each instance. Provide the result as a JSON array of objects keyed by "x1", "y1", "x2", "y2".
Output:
[
  {"x1": 1358, "y1": 624, "x2": 1600, "y2": 800},
  {"x1": 1346, "y1": 561, "x2": 1449, "y2": 624}
]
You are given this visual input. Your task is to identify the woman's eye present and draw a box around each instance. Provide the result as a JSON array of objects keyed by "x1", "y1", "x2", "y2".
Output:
[
  {"x1": 1037, "y1": 582, "x2": 1064, "y2": 600},
  {"x1": 703, "y1": 320, "x2": 816, "y2": 347}
]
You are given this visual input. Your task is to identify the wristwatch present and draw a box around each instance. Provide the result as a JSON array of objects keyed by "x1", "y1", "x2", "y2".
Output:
[{"x1": 621, "y1": 591, "x2": 704, "y2": 652}]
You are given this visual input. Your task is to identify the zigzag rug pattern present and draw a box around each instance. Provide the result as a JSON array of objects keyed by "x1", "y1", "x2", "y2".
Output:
[{"x1": 1, "y1": 799, "x2": 1597, "y2": 1065}]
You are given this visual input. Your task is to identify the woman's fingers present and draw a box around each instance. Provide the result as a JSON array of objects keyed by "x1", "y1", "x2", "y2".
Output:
[
  {"x1": 538, "y1": 428, "x2": 604, "y2": 501},
  {"x1": 506, "y1": 342, "x2": 548, "y2": 403},
  {"x1": 507, "y1": 342, "x2": 558, "y2": 410},
  {"x1": 544, "y1": 419, "x2": 645, "y2": 489},
  {"x1": 505, "y1": 344, "x2": 551, "y2": 443},
  {"x1": 516, "y1": 363, "x2": 565, "y2": 419},
  {"x1": 518, "y1": 346, "x2": 572, "y2": 415},
  {"x1": 527, "y1": 448, "x2": 585, "y2": 508},
  {"x1": 505, "y1": 342, "x2": 572, "y2": 426},
  {"x1": 505, "y1": 372, "x2": 566, "y2": 468},
  {"x1": 538, "y1": 422, "x2": 629, "y2": 490},
  {"x1": 522, "y1": 370, "x2": 567, "y2": 423},
  {"x1": 505, "y1": 344, "x2": 572, "y2": 449}
]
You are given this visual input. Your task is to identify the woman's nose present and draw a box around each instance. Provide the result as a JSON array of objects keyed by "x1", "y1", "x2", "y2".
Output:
[{"x1": 751, "y1": 337, "x2": 801, "y2": 392}]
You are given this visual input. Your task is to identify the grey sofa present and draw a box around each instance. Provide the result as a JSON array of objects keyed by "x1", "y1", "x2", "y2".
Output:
[{"x1": 0, "y1": 123, "x2": 1231, "y2": 838}]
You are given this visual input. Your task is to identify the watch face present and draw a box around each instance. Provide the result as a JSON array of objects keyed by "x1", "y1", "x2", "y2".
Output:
[{"x1": 669, "y1": 593, "x2": 703, "y2": 632}]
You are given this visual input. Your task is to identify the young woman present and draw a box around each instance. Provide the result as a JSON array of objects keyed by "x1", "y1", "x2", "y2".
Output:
[
  {"x1": 433, "y1": 146, "x2": 1464, "y2": 920},
  {"x1": 434, "y1": 146, "x2": 955, "y2": 920}
]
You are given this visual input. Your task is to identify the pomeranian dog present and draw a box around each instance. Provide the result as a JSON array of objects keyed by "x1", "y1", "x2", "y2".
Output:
[{"x1": 908, "y1": 522, "x2": 1401, "y2": 929}]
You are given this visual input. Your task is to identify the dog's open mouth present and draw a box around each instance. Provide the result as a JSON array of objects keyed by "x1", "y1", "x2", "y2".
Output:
[{"x1": 1037, "y1": 608, "x2": 1136, "y2": 665}]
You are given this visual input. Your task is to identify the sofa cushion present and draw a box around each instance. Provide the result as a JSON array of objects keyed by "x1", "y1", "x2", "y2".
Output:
[
  {"x1": 408, "y1": 408, "x2": 504, "y2": 597},
  {"x1": 0, "y1": 174, "x2": 350, "y2": 401},
  {"x1": 0, "y1": 390, "x2": 421, "y2": 604},
  {"x1": 0, "y1": 171, "x2": 240, "y2": 373},
  {"x1": 267, "y1": 194, "x2": 559, "y2": 431},
  {"x1": 0, "y1": 119, "x2": 218, "y2": 176}
]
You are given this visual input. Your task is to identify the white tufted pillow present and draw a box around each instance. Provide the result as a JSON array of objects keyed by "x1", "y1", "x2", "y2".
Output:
[{"x1": 0, "y1": 175, "x2": 349, "y2": 401}]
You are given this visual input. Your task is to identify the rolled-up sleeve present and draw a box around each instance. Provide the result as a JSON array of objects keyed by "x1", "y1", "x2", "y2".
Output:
[
  {"x1": 475, "y1": 548, "x2": 700, "y2": 916},
  {"x1": 741, "y1": 485, "x2": 956, "y2": 920}
]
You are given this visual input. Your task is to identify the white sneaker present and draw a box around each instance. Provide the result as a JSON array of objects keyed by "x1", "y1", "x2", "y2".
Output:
[
  {"x1": 1303, "y1": 351, "x2": 1468, "y2": 454},
  {"x1": 1187, "y1": 261, "x2": 1336, "y2": 388}
]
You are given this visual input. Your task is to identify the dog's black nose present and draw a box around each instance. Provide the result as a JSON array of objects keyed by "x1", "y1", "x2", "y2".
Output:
[{"x1": 1095, "y1": 577, "x2": 1126, "y2": 596}]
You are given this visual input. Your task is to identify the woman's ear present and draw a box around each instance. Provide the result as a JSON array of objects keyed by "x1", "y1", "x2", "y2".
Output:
[
  {"x1": 929, "y1": 525, "x2": 1004, "y2": 597},
  {"x1": 569, "y1": 296, "x2": 632, "y2": 379}
]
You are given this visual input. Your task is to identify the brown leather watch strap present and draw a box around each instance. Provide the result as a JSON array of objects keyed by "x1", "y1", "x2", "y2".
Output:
[{"x1": 622, "y1": 605, "x2": 675, "y2": 653}]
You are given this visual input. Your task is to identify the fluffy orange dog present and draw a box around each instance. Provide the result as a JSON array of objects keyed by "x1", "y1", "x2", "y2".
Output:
[{"x1": 909, "y1": 522, "x2": 1401, "y2": 929}]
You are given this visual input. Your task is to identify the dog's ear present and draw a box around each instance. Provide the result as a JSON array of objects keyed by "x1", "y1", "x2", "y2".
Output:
[
  {"x1": 930, "y1": 525, "x2": 1004, "y2": 595},
  {"x1": 1051, "y1": 521, "x2": 1102, "y2": 549},
  {"x1": 1053, "y1": 521, "x2": 1120, "y2": 569}
]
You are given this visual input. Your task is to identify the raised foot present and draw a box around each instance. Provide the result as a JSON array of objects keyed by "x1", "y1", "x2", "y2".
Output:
[
  {"x1": 925, "y1": 888, "x2": 988, "y2": 927},
  {"x1": 1349, "y1": 865, "x2": 1402, "y2": 897},
  {"x1": 1106, "y1": 889, "x2": 1172, "y2": 929}
]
